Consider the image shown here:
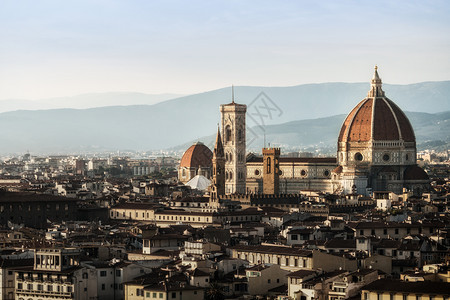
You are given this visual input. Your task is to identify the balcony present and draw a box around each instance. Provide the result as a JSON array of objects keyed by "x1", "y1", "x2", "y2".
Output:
[
  {"x1": 15, "y1": 288, "x2": 73, "y2": 298},
  {"x1": 333, "y1": 282, "x2": 347, "y2": 288}
]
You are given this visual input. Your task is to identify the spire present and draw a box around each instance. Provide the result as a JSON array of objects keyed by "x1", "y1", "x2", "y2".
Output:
[
  {"x1": 214, "y1": 125, "x2": 224, "y2": 158},
  {"x1": 373, "y1": 65, "x2": 381, "y2": 81},
  {"x1": 232, "y1": 85, "x2": 235, "y2": 104},
  {"x1": 368, "y1": 65, "x2": 385, "y2": 97}
]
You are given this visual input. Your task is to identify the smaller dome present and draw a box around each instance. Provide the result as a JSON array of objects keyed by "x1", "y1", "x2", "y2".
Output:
[
  {"x1": 404, "y1": 165, "x2": 429, "y2": 180},
  {"x1": 180, "y1": 142, "x2": 213, "y2": 168},
  {"x1": 185, "y1": 175, "x2": 211, "y2": 191}
]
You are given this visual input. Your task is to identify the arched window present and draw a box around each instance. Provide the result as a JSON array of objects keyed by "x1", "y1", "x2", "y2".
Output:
[
  {"x1": 267, "y1": 157, "x2": 272, "y2": 174},
  {"x1": 238, "y1": 129, "x2": 242, "y2": 141},
  {"x1": 225, "y1": 125, "x2": 232, "y2": 142}
]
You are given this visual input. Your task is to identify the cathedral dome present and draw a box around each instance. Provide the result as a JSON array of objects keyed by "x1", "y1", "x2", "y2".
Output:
[
  {"x1": 338, "y1": 67, "x2": 415, "y2": 144},
  {"x1": 180, "y1": 142, "x2": 213, "y2": 168}
]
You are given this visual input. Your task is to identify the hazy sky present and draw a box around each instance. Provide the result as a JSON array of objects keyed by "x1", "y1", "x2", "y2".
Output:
[{"x1": 1, "y1": 0, "x2": 449, "y2": 99}]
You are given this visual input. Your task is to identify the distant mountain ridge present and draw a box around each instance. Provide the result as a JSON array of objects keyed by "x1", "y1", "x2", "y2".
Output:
[
  {"x1": 0, "y1": 92, "x2": 183, "y2": 113},
  {"x1": 0, "y1": 81, "x2": 448, "y2": 153},
  {"x1": 173, "y1": 111, "x2": 450, "y2": 154}
]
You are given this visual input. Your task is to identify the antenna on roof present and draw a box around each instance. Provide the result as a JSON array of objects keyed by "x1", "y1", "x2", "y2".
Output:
[
  {"x1": 232, "y1": 85, "x2": 235, "y2": 104},
  {"x1": 263, "y1": 133, "x2": 266, "y2": 149}
]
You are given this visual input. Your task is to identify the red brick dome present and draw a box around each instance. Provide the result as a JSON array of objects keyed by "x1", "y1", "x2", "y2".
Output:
[
  {"x1": 180, "y1": 142, "x2": 213, "y2": 168},
  {"x1": 338, "y1": 68, "x2": 415, "y2": 144}
]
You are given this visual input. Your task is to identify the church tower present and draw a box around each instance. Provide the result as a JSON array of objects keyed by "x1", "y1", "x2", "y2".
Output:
[
  {"x1": 210, "y1": 127, "x2": 225, "y2": 204},
  {"x1": 262, "y1": 147, "x2": 280, "y2": 195},
  {"x1": 220, "y1": 88, "x2": 247, "y2": 194}
]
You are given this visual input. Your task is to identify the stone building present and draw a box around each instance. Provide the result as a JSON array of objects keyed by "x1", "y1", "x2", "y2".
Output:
[
  {"x1": 0, "y1": 191, "x2": 78, "y2": 228},
  {"x1": 221, "y1": 91, "x2": 247, "y2": 194},
  {"x1": 333, "y1": 66, "x2": 430, "y2": 195},
  {"x1": 207, "y1": 67, "x2": 430, "y2": 198},
  {"x1": 14, "y1": 248, "x2": 98, "y2": 300}
]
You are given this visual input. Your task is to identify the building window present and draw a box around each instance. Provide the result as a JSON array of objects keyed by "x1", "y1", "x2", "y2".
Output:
[
  {"x1": 116, "y1": 270, "x2": 121, "y2": 277},
  {"x1": 172, "y1": 292, "x2": 176, "y2": 298},
  {"x1": 225, "y1": 125, "x2": 232, "y2": 142},
  {"x1": 100, "y1": 271, "x2": 107, "y2": 277},
  {"x1": 102, "y1": 284, "x2": 105, "y2": 290},
  {"x1": 355, "y1": 153, "x2": 363, "y2": 161},
  {"x1": 267, "y1": 157, "x2": 272, "y2": 174}
]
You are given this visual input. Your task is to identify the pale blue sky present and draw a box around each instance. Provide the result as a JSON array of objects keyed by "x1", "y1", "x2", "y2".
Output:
[{"x1": 1, "y1": 0, "x2": 449, "y2": 99}]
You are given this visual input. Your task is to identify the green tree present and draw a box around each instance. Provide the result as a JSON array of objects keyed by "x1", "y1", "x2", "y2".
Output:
[{"x1": 204, "y1": 282, "x2": 225, "y2": 300}]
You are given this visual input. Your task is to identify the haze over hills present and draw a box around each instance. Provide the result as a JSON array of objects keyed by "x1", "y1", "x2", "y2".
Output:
[
  {"x1": 0, "y1": 81, "x2": 448, "y2": 154},
  {"x1": 174, "y1": 111, "x2": 450, "y2": 154},
  {"x1": 0, "y1": 92, "x2": 183, "y2": 113}
]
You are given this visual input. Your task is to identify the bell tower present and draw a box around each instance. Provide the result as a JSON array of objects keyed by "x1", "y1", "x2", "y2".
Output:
[
  {"x1": 262, "y1": 147, "x2": 280, "y2": 195},
  {"x1": 220, "y1": 87, "x2": 247, "y2": 194}
]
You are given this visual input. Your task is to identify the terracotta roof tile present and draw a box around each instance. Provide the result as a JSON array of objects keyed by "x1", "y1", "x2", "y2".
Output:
[{"x1": 180, "y1": 142, "x2": 212, "y2": 168}]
